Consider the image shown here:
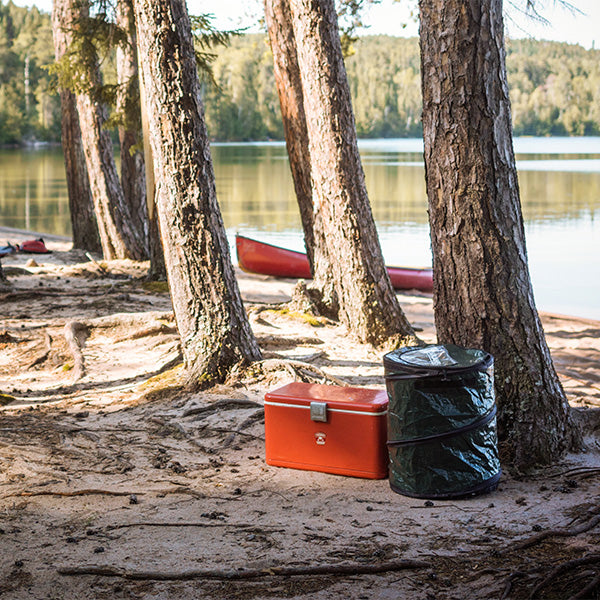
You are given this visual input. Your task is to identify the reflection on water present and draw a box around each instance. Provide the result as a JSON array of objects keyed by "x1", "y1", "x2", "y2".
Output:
[
  {"x1": 1, "y1": 138, "x2": 599, "y2": 318},
  {"x1": 0, "y1": 149, "x2": 71, "y2": 236}
]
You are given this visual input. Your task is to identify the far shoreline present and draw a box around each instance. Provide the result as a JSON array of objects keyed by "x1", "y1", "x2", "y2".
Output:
[{"x1": 2, "y1": 225, "x2": 599, "y2": 328}]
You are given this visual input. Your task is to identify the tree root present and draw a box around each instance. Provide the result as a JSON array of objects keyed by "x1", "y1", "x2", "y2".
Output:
[
  {"x1": 3, "y1": 488, "x2": 138, "y2": 499},
  {"x1": 182, "y1": 398, "x2": 262, "y2": 418},
  {"x1": 568, "y1": 573, "x2": 600, "y2": 600},
  {"x1": 503, "y1": 512, "x2": 600, "y2": 553},
  {"x1": 529, "y1": 554, "x2": 600, "y2": 599},
  {"x1": 87, "y1": 311, "x2": 175, "y2": 330},
  {"x1": 2, "y1": 485, "x2": 239, "y2": 501},
  {"x1": 246, "y1": 283, "x2": 337, "y2": 327},
  {"x1": 547, "y1": 467, "x2": 600, "y2": 480},
  {"x1": 500, "y1": 571, "x2": 537, "y2": 600},
  {"x1": 107, "y1": 522, "x2": 284, "y2": 531},
  {"x1": 26, "y1": 331, "x2": 53, "y2": 369},
  {"x1": 228, "y1": 357, "x2": 347, "y2": 387},
  {"x1": 112, "y1": 323, "x2": 178, "y2": 343},
  {"x1": 63, "y1": 321, "x2": 90, "y2": 380},
  {"x1": 200, "y1": 426, "x2": 264, "y2": 441},
  {"x1": 57, "y1": 558, "x2": 430, "y2": 581}
]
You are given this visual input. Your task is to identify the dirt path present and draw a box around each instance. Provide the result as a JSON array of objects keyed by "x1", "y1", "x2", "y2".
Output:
[{"x1": 1, "y1": 233, "x2": 599, "y2": 599}]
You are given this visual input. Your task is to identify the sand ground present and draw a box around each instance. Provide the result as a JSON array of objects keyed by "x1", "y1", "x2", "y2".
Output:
[{"x1": 0, "y1": 228, "x2": 599, "y2": 600}]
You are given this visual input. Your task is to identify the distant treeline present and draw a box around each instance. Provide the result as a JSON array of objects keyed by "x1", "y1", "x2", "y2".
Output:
[
  {"x1": 204, "y1": 35, "x2": 600, "y2": 140},
  {"x1": 1, "y1": 0, "x2": 599, "y2": 145},
  {"x1": 0, "y1": 1, "x2": 59, "y2": 145}
]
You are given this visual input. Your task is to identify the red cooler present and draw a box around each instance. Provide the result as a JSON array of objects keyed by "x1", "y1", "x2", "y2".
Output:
[{"x1": 264, "y1": 382, "x2": 389, "y2": 479}]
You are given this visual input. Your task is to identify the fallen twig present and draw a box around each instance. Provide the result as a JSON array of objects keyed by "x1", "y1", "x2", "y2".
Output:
[{"x1": 57, "y1": 559, "x2": 430, "y2": 581}]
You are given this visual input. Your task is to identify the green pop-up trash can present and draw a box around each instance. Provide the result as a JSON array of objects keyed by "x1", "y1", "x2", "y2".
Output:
[{"x1": 383, "y1": 344, "x2": 501, "y2": 499}]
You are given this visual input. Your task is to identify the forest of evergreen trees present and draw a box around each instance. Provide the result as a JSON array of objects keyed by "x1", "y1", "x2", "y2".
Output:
[{"x1": 1, "y1": 0, "x2": 599, "y2": 145}]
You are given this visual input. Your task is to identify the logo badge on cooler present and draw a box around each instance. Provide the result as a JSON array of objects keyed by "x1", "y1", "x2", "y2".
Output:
[{"x1": 315, "y1": 432, "x2": 326, "y2": 445}]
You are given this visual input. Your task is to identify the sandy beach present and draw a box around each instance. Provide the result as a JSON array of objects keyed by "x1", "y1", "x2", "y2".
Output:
[{"x1": 1, "y1": 229, "x2": 599, "y2": 599}]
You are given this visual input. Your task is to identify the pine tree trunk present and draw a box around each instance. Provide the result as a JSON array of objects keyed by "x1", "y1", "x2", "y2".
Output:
[
  {"x1": 146, "y1": 208, "x2": 166, "y2": 280},
  {"x1": 51, "y1": 0, "x2": 101, "y2": 253},
  {"x1": 76, "y1": 87, "x2": 146, "y2": 261},
  {"x1": 419, "y1": 0, "x2": 577, "y2": 469},
  {"x1": 70, "y1": 0, "x2": 146, "y2": 261},
  {"x1": 136, "y1": 54, "x2": 166, "y2": 281},
  {"x1": 285, "y1": 0, "x2": 415, "y2": 346},
  {"x1": 264, "y1": 0, "x2": 315, "y2": 267},
  {"x1": 132, "y1": 0, "x2": 261, "y2": 383},
  {"x1": 116, "y1": 0, "x2": 151, "y2": 260}
]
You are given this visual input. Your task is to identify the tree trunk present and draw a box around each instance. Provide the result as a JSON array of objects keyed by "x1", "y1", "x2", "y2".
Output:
[
  {"x1": 284, "y1": 0, "x2": 415, "y2": 346},
  {"x1": 136, "y1": 53, "x2": 166, "y2": 281},
  {"x1": 116, "y1": 0, "x2": 152, "y2": 261},
  {"x1": 132, "y1": 0, "x2": 261, "y2": 384},
  {"x1": 264, "y1": 0, "x2": 315, "y2": 268},
  {"x1": 146, "y1": 207, "x2": 166, "y2": 280},
  {"x1": 76, "y1": 88, "x2": 145, "y2": 260},
  {"x1": 51, "y1": 0, "x2": 101, "y2": 254},
  {"x1": 72, "y1": 0, "x2": 146, "y2": 261},
  {"x1": 419, "y1": 0, "x2": 577, "y2": 469}
]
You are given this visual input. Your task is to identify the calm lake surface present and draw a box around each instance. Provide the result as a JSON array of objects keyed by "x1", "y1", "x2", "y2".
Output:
[{"x1": 1, "y1": 137, "x2": 599, "y2": 319}]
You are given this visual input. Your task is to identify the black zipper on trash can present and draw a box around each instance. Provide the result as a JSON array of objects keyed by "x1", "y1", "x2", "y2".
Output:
[{"x1": 386, "y1": 404, "x2": 497, "y2": 448}]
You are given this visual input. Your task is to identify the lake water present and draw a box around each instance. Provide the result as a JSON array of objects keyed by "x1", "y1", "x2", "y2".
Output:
[{"x1": 1, "y1": 137, "x2": 599, "y2": 320}]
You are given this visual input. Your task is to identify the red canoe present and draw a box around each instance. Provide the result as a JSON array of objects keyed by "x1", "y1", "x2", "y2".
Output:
[{"x1": 235, "y1": 234, "x2": 433, "y2": 292}]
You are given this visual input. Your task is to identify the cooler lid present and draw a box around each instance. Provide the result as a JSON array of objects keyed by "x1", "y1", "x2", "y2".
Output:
[
  {"x1": 384, "y1": 344, "x2": 492, "y2": 376},
  {"x1": 264, "y1": 382, "x2": 388, "y2": 413}
]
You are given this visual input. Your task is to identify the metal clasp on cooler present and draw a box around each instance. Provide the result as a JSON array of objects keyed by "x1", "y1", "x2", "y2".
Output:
[{"x1": 310, "y1": 401, "x2": 328, "y2": 422}]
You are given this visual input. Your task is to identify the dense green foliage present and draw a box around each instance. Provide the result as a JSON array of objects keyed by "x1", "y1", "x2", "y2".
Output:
[
  {"x1": 1, "y1": 0, "x2": 599, "y2": 145},
  {"x1": 0, "y1": 0, "x2": 60, "y2": 144},
  {"x1": 202, "y1": 34, "x2": 600, "y2": 140},
  {"x1": 508, "y1": 38, "x2": 600, "y2": 136}
]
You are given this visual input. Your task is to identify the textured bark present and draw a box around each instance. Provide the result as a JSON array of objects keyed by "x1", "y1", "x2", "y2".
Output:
[
  {"x1": 70, "y1": 0, "x2": 146, "y2": 261},
  {"x1": 137, "y1": 56, "x2": 167, "y2": 281},
  {"x1": 284, "y1": 0, "x2": 415, "y2": 346},
  {"x1": 145, "y1": 208, "x2": 166, "y2": 280},
  {"x1": 116, "y1": 0, "x2": 150, "y2": 259},
  {"x1": 264, "y1": 0, "x2": 316, "y2": 268},
  {"x1": 132, "y1": 0, "x2": 261, "y2": 383},
  {"x1": 419, "y1": 0, "x2": 576, "y2": 468},
  {"x1": 76, "y1": 87, "x2": 146, "y2": 261},
  {"x1": 51, "y1": 0, "x2": 101, "y2": 253}
]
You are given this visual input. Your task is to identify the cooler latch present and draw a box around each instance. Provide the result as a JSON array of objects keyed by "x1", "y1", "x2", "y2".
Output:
[{"x1": 310, "y1": 401, "x2": 328, "y2": 422}]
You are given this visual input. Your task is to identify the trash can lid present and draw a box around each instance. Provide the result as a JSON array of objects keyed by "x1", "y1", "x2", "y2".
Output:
[{"x1": 384, "y1": 344, "x2": 492, "y2": 376}]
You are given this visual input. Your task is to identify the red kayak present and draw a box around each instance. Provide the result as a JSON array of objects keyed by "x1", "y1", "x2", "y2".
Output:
[{"x1": 235, "y1": 234, "x2": 433, "y2": 292}]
